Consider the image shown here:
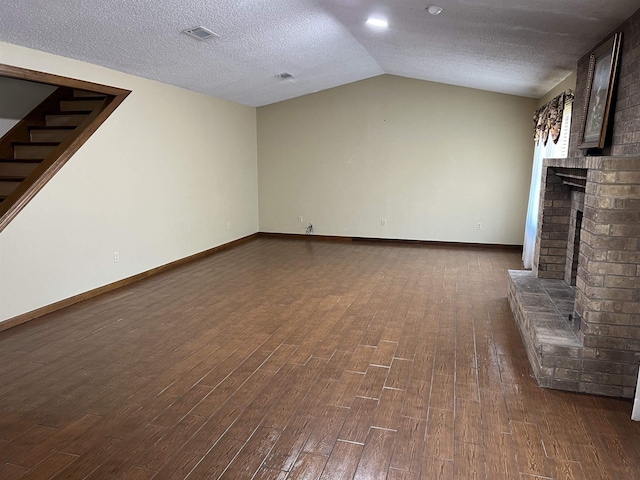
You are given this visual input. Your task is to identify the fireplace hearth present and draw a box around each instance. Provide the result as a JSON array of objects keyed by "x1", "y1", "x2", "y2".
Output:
[{"x1": 508, "y1": 156, "x2": 640, "y2": 398}]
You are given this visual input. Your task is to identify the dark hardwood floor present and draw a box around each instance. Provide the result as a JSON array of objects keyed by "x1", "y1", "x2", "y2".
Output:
[{"x1": 1, "y1": 237, "x2": 639, "y2": 479}]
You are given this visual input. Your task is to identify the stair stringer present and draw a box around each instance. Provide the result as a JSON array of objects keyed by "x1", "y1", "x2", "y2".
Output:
[{"x1": 0, "y1": 64, "x2": 131, "y2": 233}]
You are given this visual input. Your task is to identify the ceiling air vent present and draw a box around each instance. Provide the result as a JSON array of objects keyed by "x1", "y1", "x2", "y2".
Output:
[
  {"x1": 182, "y1": 26, "x2": 219, "y2": 41},
  {"x1": 276, "y1": 72, "x2": 294, "y2": 80}
]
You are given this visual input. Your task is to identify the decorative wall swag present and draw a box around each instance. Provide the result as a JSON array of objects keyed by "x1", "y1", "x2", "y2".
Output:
[{"x1": 533, "y1": 90, "x2": 574, "y2": 146}]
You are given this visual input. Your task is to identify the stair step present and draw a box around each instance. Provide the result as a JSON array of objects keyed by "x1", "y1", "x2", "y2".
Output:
[
  {"x1": 0, "y1": 175, "x2": 27, "y2": 182},
  {"x1": 0, "y1": 158, "x2": 43, "y2": 177},
  {"x1": 29, "y1": 126, "x2": 77, "y2": 143},
  {"x1": 0, "y1": 177, "x2": 26, "y2": 196},
  {"x1": 45, "y1": 112, "x2": 91, "y2": 127},
  {"x1": 73, "y1": 89, "x2": 107, "y2": 98},
  {"x1": 13, "y1": 142, "x2": 59, "y2": 160},
  {"x1": 59, "y1": 98, "x2": 105, "y2": 112}
]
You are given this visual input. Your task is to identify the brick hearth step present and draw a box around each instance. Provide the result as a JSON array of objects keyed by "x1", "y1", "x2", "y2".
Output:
[{"x1": 507, "y1": 270, "x2": 584, "y2": 392}]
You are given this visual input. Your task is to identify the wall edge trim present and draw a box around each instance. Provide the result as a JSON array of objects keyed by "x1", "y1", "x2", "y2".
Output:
[{"x1": 258, "y1": 232, "x2": 523, "y2": 250}]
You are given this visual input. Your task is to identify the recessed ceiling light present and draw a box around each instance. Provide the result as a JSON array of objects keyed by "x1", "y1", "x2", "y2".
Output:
[
  {"x1": 182, "y1": 26, "x2": 219, "y2": 41},
  {"x1": 276, "y1": 72, "x2": 294, "y2": 80},
  {"x1": 366, "y1": 17, "x2": 388, "y2": 28},
  {"x1": 427, "y1": 5, "x2": 443, "y2": 15}
]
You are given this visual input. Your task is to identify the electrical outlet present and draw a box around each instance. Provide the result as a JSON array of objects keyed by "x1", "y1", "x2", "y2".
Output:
[
  {"x1": 227, "y1": 221, "x2": 231, "y2": 230},
  {"x1": 381, "y1": 219, "x2": 387, "y2": 227},
  {"x1": 298, "y1": 216, "x2": 303, "y2": 223},
  {"x1": 476, "y1": 223, "x2": 482, "y2": 230},
  {"x1": 114, "y1": 252, "x2": 119, "y2": 263}
]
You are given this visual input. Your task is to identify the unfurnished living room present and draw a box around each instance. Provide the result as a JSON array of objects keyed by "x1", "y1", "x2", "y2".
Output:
[{"x1": 1, "y1": 1, "x2": 640, "y2": 479}]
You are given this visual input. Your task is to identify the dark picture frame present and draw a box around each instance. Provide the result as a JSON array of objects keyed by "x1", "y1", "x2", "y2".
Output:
[{"x1": 577, "y1": 32, "x2": 622, "y2": 150}]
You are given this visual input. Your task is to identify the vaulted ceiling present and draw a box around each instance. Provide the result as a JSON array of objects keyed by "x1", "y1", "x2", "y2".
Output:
[{"x1": 0, "y1": 0, "x2": 638, "y2": 106}]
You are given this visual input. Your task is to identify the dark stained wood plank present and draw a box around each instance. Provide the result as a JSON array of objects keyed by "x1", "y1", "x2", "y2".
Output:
[
  {"x1": 572, "y1": 444, "x2": 619, "y2": 480},
  {"x1": 429, "y1": 374, "x2": 455, "y2": 411},
  {"x1": 454, "y1": 398, "x2": 483, "y2": 445},
  {"x1": 402, "y1": 379, "x2": 431, "y2": 420},
  {"x1": 261, "y1": 367, "x2": 319, "y2": 430},
  {"x1": 453, "y1": 441, "x2": 486, "y2": 480},
  {"x1": 18, "y1": 452, "x2": 78, "y2": 480},
  {"x1": 302, "y1": 405, "x2": 349, "y2": 456},
  {"x1": 410, "y1": 351, "x2": 435, "y2": 383},
  {"x1": 434, "y1": 353, "x2": 455, "y2": 376},
  {"x1": 318, "y1": 440, "x2": 363, "y2": 480},
  {"x1": 260, "y1": 344, "x2": 300, "y2": 373},
  {"x1": 483, "y1": 430, "x2": 519, "y2": 480},
  {"x1": 253, "y1": 467, "x2": 288, "y2": 480},
  {"x1": 223, "y1": 401, "x2": 271, "y2": 443},
  {"x1": 119, "y1": 466, "x2": 156, "y2": 480},
  {"x1": 80, "y1": 425, "x2": 167, "y2": 479},
  {"x1": 597, "y1": 433, "x2": 640, "y2": 479},
  {"x1": 425, "y1": 408, "x2": 455, "y2": 460},
  {"x1": 356, "y1": 365, "x2": 389, "y2": 400},
  {"x1": 50, "y1": 437, "x2": 124, "y2": 479},
  {"x1": 389, "y1": 416, "x2": 426, "y2": 473},
  {"x1": 353, "y1": 427, "x2": 396, "y2": 480},
  {"x1": 286, "y1": 452, "x2": 328, "y2": 480},
  {"x1": 133, "y1": 414, "x2": 206, "y2": 471},
  {"x1": 503, "y1": 384, "x2": 539, "y2": 424},
  {"x1": 149, "y1": 385, "x2": 212, "y2": 428},
  {"x1": 263, "y1": 414, "x2": 317, "y2": 472},
  {"x1": 370, "y1": 340, "x2": 398, "y2": 367},
  {"x1": 421, "y1": 456, "x2": 454, "y2": 480},
  {"x1": 338, "y1": 396, "x2": 378, "y2": 444},
  {"x1": 181, "y1": 402, "x2": 244, "y2": 455},
  {"x1": 325, "y1": 370, "x2": 365, "y2": 409},
  {"x1": 371, "y1": 388, "x2": 405, "y2": 431},
  {"x1": 188, "y1": 379, "x2": 245, "y2": 418},
  {"x1": 225, "y1": 369, "x2": 277, "y2": 409},
  {"x1": 345, "y1": 345, "x2": 376, "y2": 374},
  {"x1": 0, "y1": 424, "x2": 59, "y2": 466},
  {"x1": 455, "y1": 366, "x2": 480, "y2": 402},
  {"x1": 183, "y1": 435, "x2": 244, "y2": 479},
  {"x1": 152, "y1": 451, "x2": 202, "y2": 480},
  {"x1": 511, "y1": 420, "x2": 555, "y2": 478},
  {"x1": 319, "y1": 350, "x2": 353, "y2": 381},
  {"x1": 0, "y1": 462, "x2": 29, "y2": 480},
  {"x1": 219, "y1": 427, "x2": 281, "y2": 479},
  {"x1": 385, "y1": 358, "x2": 412, "y2": 390},
  {"x1": 479, "y1": 387, "x2": 510, "y2": 432},
  {"x1": 553, "y1": 459, "x2": 588, "y2": 480},
  {"x1": 387, "y1": 467, "x2": 421, "y2": 480},
  {"x1": 0, "y1": 239, "x2": 638, "y2": 480}
]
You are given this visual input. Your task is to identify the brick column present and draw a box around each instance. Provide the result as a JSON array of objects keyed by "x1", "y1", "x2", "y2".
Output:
[
  {"x1": 534, "y1": 167, "x2": 572, "y2": 279},
  {"x1": 576, "y1": 157, "x2": 640, "y2": 397}
]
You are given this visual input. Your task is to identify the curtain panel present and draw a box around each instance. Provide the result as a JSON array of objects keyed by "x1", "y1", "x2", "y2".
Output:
[{"x1": 523, "y1": 91, "x2": 574, "y2": 269}]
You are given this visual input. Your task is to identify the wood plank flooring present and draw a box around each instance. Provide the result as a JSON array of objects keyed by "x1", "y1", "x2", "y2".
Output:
[{"x1": 1, "y1": 237, "x2": 639, "y2": 479}]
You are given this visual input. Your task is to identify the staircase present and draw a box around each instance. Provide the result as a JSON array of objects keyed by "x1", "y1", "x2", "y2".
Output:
[{"x1": 0, "y1": 88, "x2": 111, "y2": 227}]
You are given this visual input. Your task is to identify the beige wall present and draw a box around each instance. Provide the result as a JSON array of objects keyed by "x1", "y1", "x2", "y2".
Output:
[
  {"x1": 258, "y1": 75, "x2": 537, "y2": 244},
  {"x1": 0, "y1": 76, "x2": 56, "y2": 136},
  {"x1": 0, "y1": 42, "x2": 258, "y2": 324}
]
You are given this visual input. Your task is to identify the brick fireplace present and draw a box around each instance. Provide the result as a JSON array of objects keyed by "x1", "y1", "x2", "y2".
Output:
[
  {"x1": 508, "y1": 156, "x2": 640, "y2": 397},
  {"x1": 508, "y1": 6, "x2": 640, "y2": 398}
]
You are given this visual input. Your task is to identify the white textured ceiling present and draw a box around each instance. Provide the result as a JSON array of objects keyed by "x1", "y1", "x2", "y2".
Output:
[{"x1": 0, "y1": 0, "x2": 638, "y2": 106}]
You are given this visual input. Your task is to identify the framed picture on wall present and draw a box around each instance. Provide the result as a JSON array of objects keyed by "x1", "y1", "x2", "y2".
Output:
[{"x1": 577, "y1": 32, "x2": 622, "y2": 150}]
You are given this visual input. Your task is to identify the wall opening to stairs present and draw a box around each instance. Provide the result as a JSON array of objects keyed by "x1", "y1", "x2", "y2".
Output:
[
  {"x1": 0, "y1": 77, "x2": 56, "y2": 137},
  {"x1": 0, "y1": 64, "x2": 130, "y2": 233}
]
